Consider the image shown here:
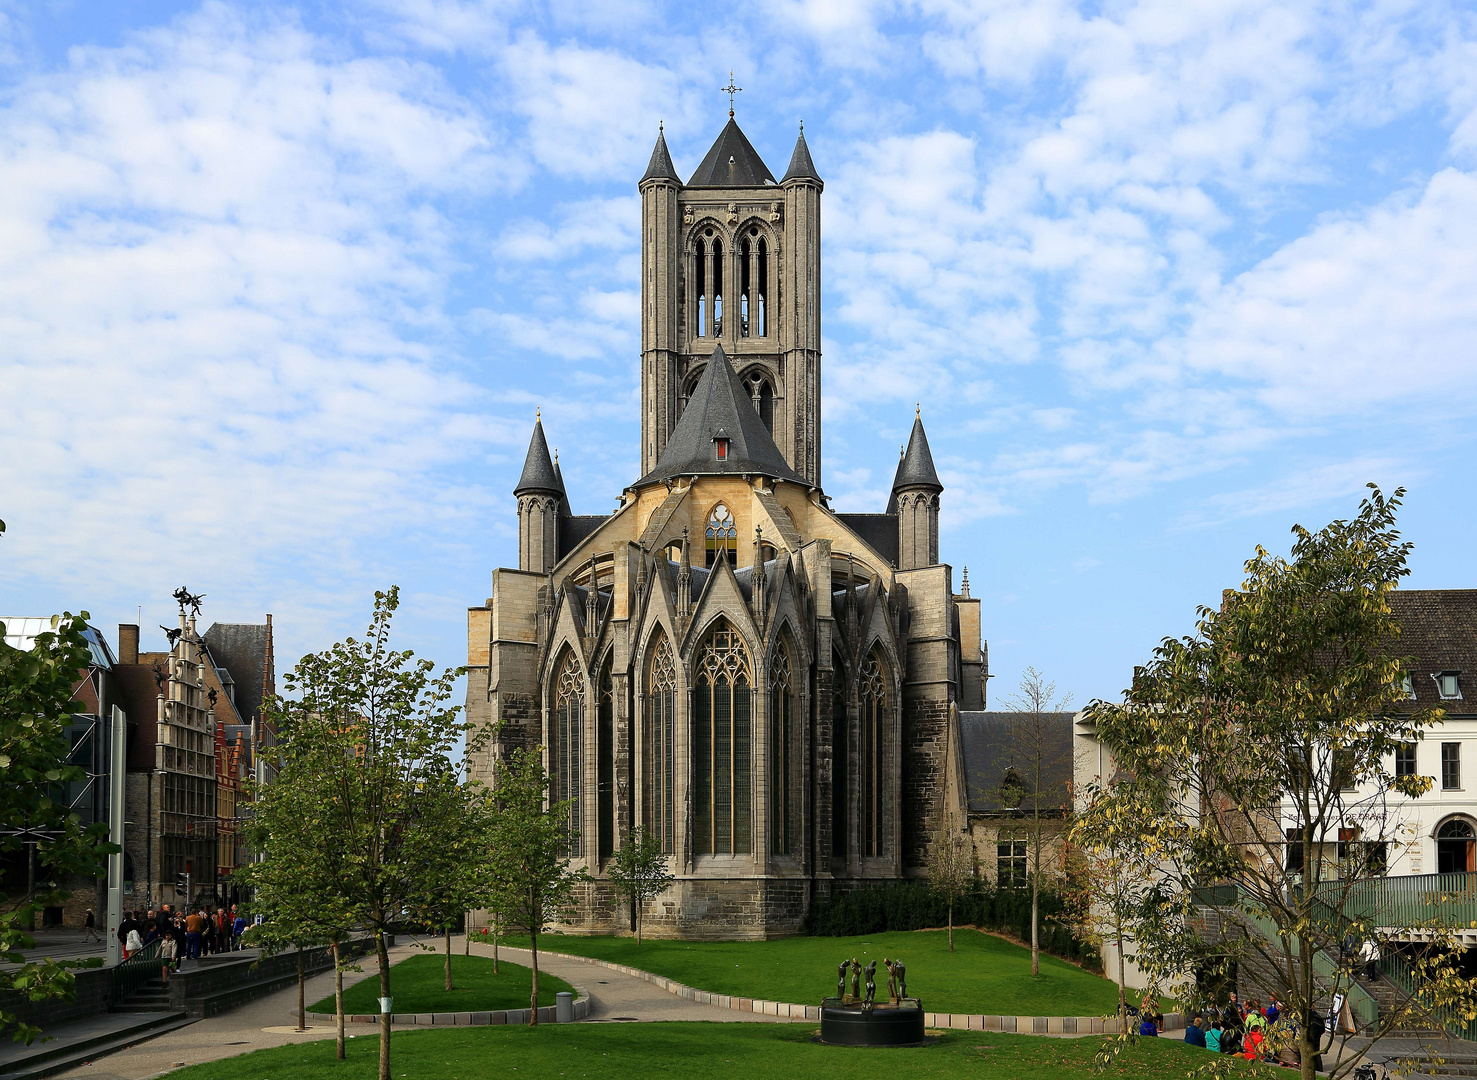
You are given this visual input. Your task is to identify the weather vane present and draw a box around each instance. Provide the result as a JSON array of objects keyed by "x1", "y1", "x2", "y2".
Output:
[{"x1": 722, "y1": 70, "x2": 741, "y2": 118}]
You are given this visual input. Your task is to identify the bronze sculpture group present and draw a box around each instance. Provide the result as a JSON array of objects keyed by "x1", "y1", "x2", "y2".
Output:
[{"x1": 834, "y1": 956, "x2": 909, "y2": 1010}]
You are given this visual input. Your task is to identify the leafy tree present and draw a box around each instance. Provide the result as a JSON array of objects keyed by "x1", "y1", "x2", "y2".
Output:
[
  {"x1": 485, "y1": 745, "x2": 590, "y2": 1024},
  {"x1": 263, "y1": 587, "x2": 466, "y2": 1080},
  {"x1": 925, "y1": 810, "x2": 974, "y2": 952},
  {"x1": 607, "y1": 825, "x2": 674, "y2": 945},
  {"x1": 0, "y1": 608, "x2": 113, "y2": 1043},
  {"x1": 1078, "y1": 486, "x2": 1477, "y2": 1079},
  {"x1": 1002, "y1": 667, "x2": 1073, "y2": 978},
  {"x1": 404, "y1": 771, "x2": 495, "y2": 991}
]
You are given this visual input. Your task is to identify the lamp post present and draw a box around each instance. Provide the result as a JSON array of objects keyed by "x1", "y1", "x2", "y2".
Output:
[{"x1": 106, "y1": 705, "x2": 125, "y2": 966}]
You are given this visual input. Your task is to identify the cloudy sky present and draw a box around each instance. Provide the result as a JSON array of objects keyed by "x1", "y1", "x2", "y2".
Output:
[{"x1": 2, "y1": 0, "x2": 1475, "y2": 706}]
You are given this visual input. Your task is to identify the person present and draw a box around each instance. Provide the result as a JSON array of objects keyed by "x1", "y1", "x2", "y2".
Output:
[
  {"x1": 1265, "y1": 995, "x2": 1281, "y2": 1023},
  {"x1": 125, "y1": 922, "x2": 143, "y2": 958},
  {"x1": 1240, "y1": 1025, "x2": 1265, "y2": 1061},
  {"x1": 1184, "y1": 1017, "x2": 1207, "y2": 1048},
  {"x1": 142, "y1": 909, "x2": 159, "y2": 945},
  {"x1": 118, "y1": 910, "x2": 138, "y2": 959},
  {"x1": 1205, "y1": 1021, "x2": 1223, "y2": 1053},
  {"x1": 159, "y1": 930, "x2": 177, "y2": 982},
  {"x1": 1302, "y1": 1008, "x2": 1327, "y2": 1073},
  {"x1": 83, "y1": 908, "x2": 101, "y2": 943},
  {"x1": 1360, "y1": 938, "x2": 1381, "y2": 981},
  {"x1": 232, "y1": 908, "x2": 246, "y2": 950},
  {"x1": 1139, "y1": 991, "x2": 1164, "y2": 1033},
  {"x1": 1139, "y1": 1016, "x2": 1159, "y2": 1036},
  {"x1": 185, "y1": 908, "x2": 206, "y2": 960}
]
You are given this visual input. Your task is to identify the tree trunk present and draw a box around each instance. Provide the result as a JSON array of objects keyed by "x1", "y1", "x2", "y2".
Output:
[
  {"x1": 444, "y1": 925, "x2": 453, "y2": 991},
  {"x1": 334, "y1": 939, "x2": 345, "y2": 1061},
  {"x1": 635, "y1": 896, "x2": 642, "y2": 946},
  {"x1": 1115, "y1": 926, "x2": 1128, "y2": 1027},
  {"x1": 493, "y1": 914, "x2": 499, "y2": 975},
  {"x1": 296, "y1": 946, "x2": 306, "y2": 1031},
  {"x1": 464, "y1": 915, "x2": 470, "y2": 957},
  {"x1": 529, "y1": 928, "x2": 540, "y2": 1026},
  {"x1": 377, "y1": 929, "x2": 392, "y2": 1080},
  {"x1": 948, "y1": 899, "x2": 954, "y2": 952},
  {"x1": 1031, "y1": 873, "x2": 1040, "y2": 978}
]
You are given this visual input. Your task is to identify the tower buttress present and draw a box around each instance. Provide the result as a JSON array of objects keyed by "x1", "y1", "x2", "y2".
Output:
[
  {"x1": 514, "y1": 414, "x2": 564, "y2": 574},
  {"x1": 893, "y1": 409, "x2": 943, "y2": 570},
  {"x1": 640, "y1": 125, "x2": 683, "y2": 477}
]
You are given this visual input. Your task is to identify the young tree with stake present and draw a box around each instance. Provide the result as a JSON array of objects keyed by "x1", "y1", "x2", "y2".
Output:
[
  {"x1": 607, "y1": 825, "x2": 674, "y2": 944},
  {"x1": 926, "y1": 811, "x2": 974, "y2": 952}
]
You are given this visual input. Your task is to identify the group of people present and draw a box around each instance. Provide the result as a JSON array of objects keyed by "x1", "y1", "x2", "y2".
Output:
[
  {"x1": 1182, "y1": 992, "x2": 1328, "y2": 1070},
  {"x1": 117, "y1": 905, "x2": 249, "y2": 970}
]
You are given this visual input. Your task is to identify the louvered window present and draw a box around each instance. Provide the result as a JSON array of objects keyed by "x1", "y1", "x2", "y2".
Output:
[
  {"x1": 644, "y1": 635, "x2": 677, "y2": 853},
  {"x1": 693, "y1": 624, "x2": 752, "y2": 854}
]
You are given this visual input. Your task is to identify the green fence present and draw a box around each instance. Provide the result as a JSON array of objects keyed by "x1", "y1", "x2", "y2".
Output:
[{"x1": 1319, "y1": 872, "x2": 1477, "y2": 931}]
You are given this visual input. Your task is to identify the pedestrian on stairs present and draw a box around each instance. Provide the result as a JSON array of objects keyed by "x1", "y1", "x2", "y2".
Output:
[{"x1": 1360, "y1": 938, "x2": 1381, "y2": 981}]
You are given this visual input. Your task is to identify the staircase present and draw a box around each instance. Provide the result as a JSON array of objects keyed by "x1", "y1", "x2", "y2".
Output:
[{"x1": 113, "y1": 975, "x2": 174, "y2": 1015}]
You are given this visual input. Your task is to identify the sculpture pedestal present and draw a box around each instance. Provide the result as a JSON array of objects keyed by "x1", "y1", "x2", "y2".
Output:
[{"x1": 819, "y1": 1000, "x2": 925, "y2": 1046}]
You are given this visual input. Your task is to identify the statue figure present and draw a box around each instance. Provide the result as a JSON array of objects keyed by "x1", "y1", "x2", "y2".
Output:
[
  {"x1": 837, "y1": 958, "x2": 849, "y2": 1001},
  {"x1": 849, "y1": 958, "x2": 862, "y2": 1002},
  {"x1": 893, "y1": 958, "x2": 907, "y2": 1000},
  {"x1": 863, "y1": 960, "x2": 877, "y2": 1009}
]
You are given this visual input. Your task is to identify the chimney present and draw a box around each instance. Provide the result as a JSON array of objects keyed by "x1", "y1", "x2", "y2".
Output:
[{"x1": 119, "y1": 624, "x2": 140, "y2": 665}]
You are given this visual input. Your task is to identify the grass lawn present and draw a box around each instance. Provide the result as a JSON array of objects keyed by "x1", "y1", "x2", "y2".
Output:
[
  {"x1": 311, "y1": 953, "x2": 572, "y2": 1015},
  {"x1": 493, "y1": 929, "x2": 1124, "y2": 1017},
  {"x1": 168, "y1": 1021, "x2": 1229, "y2": 1080}
]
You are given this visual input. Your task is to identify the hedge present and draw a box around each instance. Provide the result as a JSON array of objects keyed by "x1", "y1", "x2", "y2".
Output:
[{"x1": 803, "y1": 880, "x2": 1101, "y2": 971}]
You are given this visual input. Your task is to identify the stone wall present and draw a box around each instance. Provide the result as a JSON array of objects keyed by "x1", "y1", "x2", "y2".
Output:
[{"x1": 902, "y1": 697, "x2": 951, "y2": 873}]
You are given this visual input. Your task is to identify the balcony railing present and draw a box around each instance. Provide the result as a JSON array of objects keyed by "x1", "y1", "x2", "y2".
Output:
[{"x1": 1319, "y1": 872, "x2": 1477, "y2": 931}]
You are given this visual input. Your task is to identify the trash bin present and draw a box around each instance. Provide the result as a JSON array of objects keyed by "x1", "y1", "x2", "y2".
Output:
[{"x1": 556, "y1": 991, "x2": 574, "y2": 1023}]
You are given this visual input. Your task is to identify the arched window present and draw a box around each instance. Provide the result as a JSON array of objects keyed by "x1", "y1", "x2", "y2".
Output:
[
  {"x1": 597, "y1": 660, "x2": 614, "y2": 860},
  {"x1": 695, "y1": 237, "x2": 707, "y2": 338},
  {"x1": 770, "y1": 643, "x2": 795, "y2": 855},
  {"x1": 692, "y1": 622, "x2": 752, "y2": 855},
  {"x1": 740, "y1": 237, "x2": 752, "y2": 338},
  {"x1": 552, "y1": 650, "x2": 584, "y2": 856},
  {"x1": 831, "y1": 653, "x2": 847, "y2": 861},
  {"x1": 644, "y1": 634, "x2": 677, "y2": 853},
  {"x1": 757, "y1": 236, "x2": 768, "y2": 337},
  {"x1": 1438, "y1": 817, "x2": 1476, "y2": 874},
  {"x1": 744, "y1": 372, "x2": 774, "y2": 433},
  {"x1": 705, "y1": 503, "x2": 737, "y2": 568},
  {"x1": 712, "y1": 237, "x2": 723, "y2": 337},
  {"x1": 860, "y1": 652, "x2": 887, "y2": 858}
]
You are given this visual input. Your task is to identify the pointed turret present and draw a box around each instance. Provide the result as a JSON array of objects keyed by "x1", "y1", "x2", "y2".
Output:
[
  {"x1": 677, "y1": 526, "x2": 693, "y2": 616},
  {"x1": 885, "y1": 444, "x2": 905, "y2": 514},
  {"x1": 635, "y1": 344, "x2": 806, "y2": 487},
  {"x1": 687, "y1": 118, "x2": 776, "y2": 188},
  {"x1": 641, "y1": 123, "x2": 680, "y2": 184},
  {"x1": 781, "y1": 124, "x2": 821, "y2": 186},
  {"x1": 515, "y1": 413, "x2": 563, "y2": 574},
  {"x1": 894, "y1": 408, "x2": 943, "y2": 570}
]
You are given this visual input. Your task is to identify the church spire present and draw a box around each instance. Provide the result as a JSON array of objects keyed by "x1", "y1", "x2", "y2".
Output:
[
  {"x1": 640, "y1": 122, "x2": 680, "y2": 184},
  {"x1": 781, "y1": 122, "x2": 821, "y2": 186},
  {"x1": 514, "y1": 414, "x2": 563, "y2": 497}
]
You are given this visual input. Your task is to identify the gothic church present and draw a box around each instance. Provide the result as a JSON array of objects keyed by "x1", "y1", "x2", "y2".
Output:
[{"x1": 466, "y1": 109, "x2": 987, "y2": 938}]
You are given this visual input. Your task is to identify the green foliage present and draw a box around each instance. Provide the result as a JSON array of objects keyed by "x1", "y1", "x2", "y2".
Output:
[
  {"x1": 0, "y1": 610, "x2": 114, "y2": 1043},
  {"x1": 309, "y1": 953, "x2": 570, "y2": 1015},
  {"x1": 805, "y1": 881, "x2": 1099, "y2": 969},
  {"x1": 606, "y1": 825, "x2": 674, "y2": 944}
]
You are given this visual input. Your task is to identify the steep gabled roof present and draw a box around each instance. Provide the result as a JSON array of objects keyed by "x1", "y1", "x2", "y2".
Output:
[
  {"x1": 641, "y1": 125, "x2": 680, "y2": 184},
  {"x1": 893, "y1": 413, "x2": 943, "y2": 492},
  {"x1": 635, "y1": 345, "x2": 805, "y2": 487},
  {"x1": 781, "y1": 127, "x2": 821, "y2": 184},
  {"x1": 514, "y1": 417, "x2": 564, "y2": 496},
  {"x1": 687, "y1": 118, "x2": 776, "y2": 188}
]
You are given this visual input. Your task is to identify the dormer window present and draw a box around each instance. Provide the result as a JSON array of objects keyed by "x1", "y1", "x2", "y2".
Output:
[
  {"x1": 713, "y1": 427, "x2": 730, "y2": 461},
  {"x1": 1402, "y1": 674, "x2": 1416, "y2": 700},
  {"x1": 1435, "y1": 671, "x2": 1463, "y2": 701}
]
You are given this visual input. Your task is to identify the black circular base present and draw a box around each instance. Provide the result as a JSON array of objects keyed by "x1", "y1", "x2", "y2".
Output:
[{"x1": 820, "y1": 1005, "x2": 926, "y2": 1046}]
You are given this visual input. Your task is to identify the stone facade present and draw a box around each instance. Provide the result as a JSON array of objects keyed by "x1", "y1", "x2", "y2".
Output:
[{"x1": 466, "y1": 114, "x2": 985, "y2": 938}]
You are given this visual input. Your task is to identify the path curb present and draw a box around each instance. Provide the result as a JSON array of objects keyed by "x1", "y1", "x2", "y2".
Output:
[
  {"x1": 509, "y1": 946, "x2": 1182, "y2": 1035},
  {"x1": 336, "y1": 984, "x2": 589, "y2": 1027}
]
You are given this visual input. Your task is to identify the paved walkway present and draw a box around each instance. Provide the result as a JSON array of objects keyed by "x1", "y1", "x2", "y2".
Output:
[{"x1": 46, "y1": 935, "x2": 781, "y2": 1079}]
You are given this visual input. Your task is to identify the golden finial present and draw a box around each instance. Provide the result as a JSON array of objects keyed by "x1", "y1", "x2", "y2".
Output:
[
  {"x1": 536, "y1": 406, "x2": 541, "y2": 422},
  {"x1": 554, "y1": 449, "x2": 559, "y2": 465},
  {"x1": 916, "y1": 403, "x2": 921, "y2": 419}
]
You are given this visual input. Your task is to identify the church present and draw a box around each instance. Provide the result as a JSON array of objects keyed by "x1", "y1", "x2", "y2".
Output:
[{"x1": 465, "y1": 105, "x2": 987, "y2": 938}]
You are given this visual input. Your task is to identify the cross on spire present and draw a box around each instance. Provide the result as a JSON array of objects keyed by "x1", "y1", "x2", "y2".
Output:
[{"x1": 722, "y1": 70, "x2": 742, "y2": 117}]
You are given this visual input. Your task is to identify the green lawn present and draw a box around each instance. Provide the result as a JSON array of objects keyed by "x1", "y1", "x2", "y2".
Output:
[
  {"x1": 168, "y1": 1021, "x2": 1225, "y2": 1080},
  {"x1": 492, "y1": 929, "x2": 1124, "y2": 1017},
  {"x1": 311, "y1": 953, "x2": 572, "y2": 1015}
]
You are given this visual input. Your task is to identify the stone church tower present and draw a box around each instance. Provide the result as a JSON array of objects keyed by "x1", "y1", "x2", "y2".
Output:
[{"x1": 466, "y1": 110, "x2": 985, "y2": 938}]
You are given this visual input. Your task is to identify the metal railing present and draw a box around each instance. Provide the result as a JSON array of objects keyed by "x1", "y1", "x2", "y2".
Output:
[
  {"x1": 110, "y1": 939, "x2": 164, "y2": 1007},
  {"x1": 1318, "y1": 872, "x2": 1477, "y2": 931}
]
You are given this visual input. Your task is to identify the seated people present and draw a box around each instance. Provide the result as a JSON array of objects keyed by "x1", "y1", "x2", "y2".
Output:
[{"x1": 1184, "y1": 1017, "x2": 1207, "y2": 1048}]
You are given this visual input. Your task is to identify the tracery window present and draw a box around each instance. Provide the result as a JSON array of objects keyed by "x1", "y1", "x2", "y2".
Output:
[
  {"x1": 830, "y1": 653, "x2": 847, "y2": 861},
  {"x1": 769, "y1": 644, "x2": 795, "y2": 855},
  {"x1": 860, "y1": 652, "x2": 887, "y2": 858},
  {"x1": 644, "y1": 634, "x2": 677, "y2": 853},
  {"x1": 597, "y1": 661, "x2": 614, "y2": 860},
  {"x1": 552, "y1": 650, "x2": 584, "y2": 856},
  {"x1": 692, "y1": 623, "x2": 752, "y2": 855},
  {"x1": 705, "y1": 503, "x2": 737, "y2": 568}
]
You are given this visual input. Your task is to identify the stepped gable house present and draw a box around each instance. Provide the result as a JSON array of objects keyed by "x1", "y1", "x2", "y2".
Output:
[{"x1": 466, "y1": 111, "x2": 987, "y2": 937}]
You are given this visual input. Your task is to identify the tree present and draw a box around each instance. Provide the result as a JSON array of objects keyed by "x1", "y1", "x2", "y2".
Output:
[
  {"x1": 485, "y1": 745, "x2": 590, "y2": 1024},
  {"x1": 926, "y1": 811, "x2": 974, "y2": 952},
  {"x1": 607, "y1": 825, "x2": 674, "y2": 945},
  {"x1": 1002, "y1": 668, "x2": 1073, "y2": 978},
  {"x1": 404, "y1": 771, "x2": 495, "y2": 991},
  {"x1": 1077, "y1": 486, "x2": 1477, "y2": 1080},
  {"x1": 263, "y1": 587, "x2": 467, "y2": 1080},
  {"x1": 0, "y1": 607, "x2": 114, "y2": 1043}
]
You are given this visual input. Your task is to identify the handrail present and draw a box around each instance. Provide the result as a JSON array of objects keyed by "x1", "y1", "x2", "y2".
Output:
[{"x1": 110, "y1": 939, "x2": 164, "y2": 1007}]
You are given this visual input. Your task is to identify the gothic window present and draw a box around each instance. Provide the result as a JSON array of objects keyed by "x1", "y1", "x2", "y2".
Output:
[
  {"x1": 831, "y1": 653, "x2": 847, "y2": 861},
  {"x1": 692, "y1": 623, "x2": 752, "y2": 855},
  {"x1": 997, "y1": 834, "x2": 1028, "y2": 887},
  {"x1": 695, "y1": 236, "x2": 707, "y2": 337},
  {"x1": 644, "y1": 633, "x2": 677, "y2": 854},
  {"x1": 860, "y1": 652, "x2": 887, "y2": 858},
  {"x1": 705, "y1": 503, "x2": 737, "y2": 568},
  {"x1": 712, "y1": 237, "x2": 724, "y2": 337},
  {"x1": 757, "y1": 236, "x2": 768, "y2": 337},
  {"x1": 769, "y1": 643, "x2": 795, "y2": 856},
  {"x1": 597, "y1": 660, "x2": 614, "y2": 860},
  {"x1": 744, "y1": 372, "x2": 774, "y2": 433},
  {"x1": 552, "y1": 649, "x2": 584, "y2": 856}
]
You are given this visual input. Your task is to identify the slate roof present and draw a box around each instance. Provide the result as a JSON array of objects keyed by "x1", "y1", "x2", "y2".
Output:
[
  {"x1": 202, "y1": 623, "x2": 273, "y2": 726},
  {"x1": 559, "y1": 515, "x2": 606, "y2": 559},
  {"x1": 894, "y1": 414, "x2": 942, "y2": 491},
  {"x1": 885, "y1": 446, "x2": 906, "y2": 513},
  {"x1": 641, "y1": 126, "x2": 680, "y2": 183},
  {"x1": 687, "y1": 118, "x2": 776, "y2": 188},
  {"x1": 514, "y1": 418, "x2": 564, "y2": 496},
  {"x1": 635, "y1": 345, "x2": 806, "y2": 487},
  {"x1": 780, "y1": 128, "x2": 821, "y2": 184},
  {"x1": 1389, "y1": 590, "x2": 1477, "y2": 716},
  {"x1": 835, "y1": 513, "x2": 899, "y2": 567},
  {"x1": 959, "y1": 710, "x2": 1076, "y2": 815}
]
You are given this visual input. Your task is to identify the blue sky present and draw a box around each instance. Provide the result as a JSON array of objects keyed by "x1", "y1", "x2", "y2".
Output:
[{"x1": 2, "y1": 0, "x2": 1475, "y2": 708}]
